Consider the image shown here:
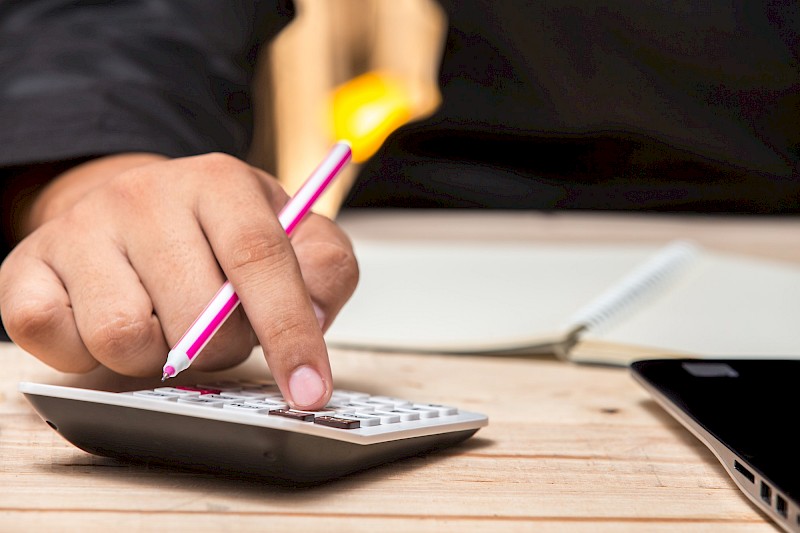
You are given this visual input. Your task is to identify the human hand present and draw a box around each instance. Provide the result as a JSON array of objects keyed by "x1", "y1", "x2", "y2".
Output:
[{"x1": 0, "y1": 153, "x2": 358, "y2": 410}]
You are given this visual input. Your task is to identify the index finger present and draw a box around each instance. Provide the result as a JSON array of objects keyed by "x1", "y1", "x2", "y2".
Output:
[{"x1": 194, "y1": 156, "x2": 332, "y2": 411}]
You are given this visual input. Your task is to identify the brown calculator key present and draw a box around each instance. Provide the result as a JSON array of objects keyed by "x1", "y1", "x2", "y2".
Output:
[
  {"x1": 314, "y1": 416, "x2": 361, "y2": 429},
  {"x1": 269, "y1": 409, "x2": 314, "y2": 422}
]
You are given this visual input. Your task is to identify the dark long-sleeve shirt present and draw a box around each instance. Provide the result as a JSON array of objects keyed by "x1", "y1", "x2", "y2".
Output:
[{"x1": 1, "y1": 1, "x2": 797, "y2": 226}]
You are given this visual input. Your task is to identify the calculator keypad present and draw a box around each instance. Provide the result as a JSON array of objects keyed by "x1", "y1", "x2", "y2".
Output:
[{"x1": 128, "y1": 381, "x2": 459, "y2": 431}]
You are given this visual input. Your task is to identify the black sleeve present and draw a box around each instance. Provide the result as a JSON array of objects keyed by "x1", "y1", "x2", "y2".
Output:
[
  {"x1": 0, "y1": 0, "x2": 294, "y2": 167},
  {"x1": 0, "y1": 0, "x2": 294, "y2": 265}
]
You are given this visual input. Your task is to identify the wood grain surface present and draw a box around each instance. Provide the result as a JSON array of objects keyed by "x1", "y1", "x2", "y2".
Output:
[{"x1": 2, "y1": 210, "x2": 797, "y2": 532}]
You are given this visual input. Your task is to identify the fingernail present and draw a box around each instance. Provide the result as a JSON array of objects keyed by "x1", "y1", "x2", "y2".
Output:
[
  {"x1": 312, "y1": 301, "x2": 326, "y2": 330},
  {"x1": 288, "y1": 365, "x2": 327, "y2": 408}
]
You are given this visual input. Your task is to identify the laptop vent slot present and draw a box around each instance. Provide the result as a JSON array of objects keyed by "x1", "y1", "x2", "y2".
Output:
[{"x1": 733, "y1": 460, "x2": 755, "y2": 483}]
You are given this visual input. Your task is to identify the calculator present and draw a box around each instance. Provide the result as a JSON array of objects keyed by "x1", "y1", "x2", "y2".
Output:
[{"x1": 19, "y1": 380, "x2": 488, "y2": 484}]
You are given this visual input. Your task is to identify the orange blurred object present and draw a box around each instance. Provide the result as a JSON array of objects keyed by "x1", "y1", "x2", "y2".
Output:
[{"x1": 330, "y1": 71, "x2": 414, "y2": 163}]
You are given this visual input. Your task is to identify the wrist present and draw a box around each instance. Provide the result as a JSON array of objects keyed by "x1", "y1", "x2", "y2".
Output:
[{"x1": 22, "y1": 153, "x2": 167, "y2": 238}]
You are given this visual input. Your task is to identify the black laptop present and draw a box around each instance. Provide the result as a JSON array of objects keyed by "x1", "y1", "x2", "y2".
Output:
[{"x1": 631, "y1": 358, "x2": 799, "y2": 533}]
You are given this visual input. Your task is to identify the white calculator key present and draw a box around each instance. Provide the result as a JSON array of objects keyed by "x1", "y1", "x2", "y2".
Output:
[
  {"x1": 177, "y1": 396, "x2": 229, "y2": 408},
  {"x1": 174, "y1": 386, "x2": 226, "y2": 395},
  {"x1": 256, "y1": 389, "x2": 283, "y2": 400},
  {"x1": 360, "y1": 411, "x2": 401, "y2": 424},
  {"x1": 321, "y1": 403, "x2": 348, "y2": 412},
  {"x1": 153, "y1": 387, "x2": 200, "y2": 397},
  {"x1": 196, "y1": 394, "x2": 237, "y2": 403},
  {"x1": 219, "y1": 391, "x2": 268, "y2": 400},
  {"x1": 415, "y1": 403, "x2": 459, "y2": 416},
  {"x1": 324, "y1": 401, "x2": 367, "y2": 411},
  {"x1": 222, "y1": 402, "x2": 272, "y2": 413},
  {"x1": 368, "y1": 396, "x2": 413, "y2": 408},
  {"x1": 348, "y1": 400, "x2": 395, "y2": 410},
  {"x1": 374, "y1": 409, "x2": 419, "y2": 422},
  {"x1": 336, "y1": 403, "x2": 374, "y2": 412},
  {"x1": 330, "y1": 390, "x2": 371, "y2": 401},
  {"x1": 132, "y1": 391, "x2": 180, "y2": 401},
  {"x1": 397, "y1": 406, "x2": 439, "y2": 419},
  {"x1": 248, "y1": 397, "x2": 288, "y2": 405},
  {"x1": 338, "y1": 413, "x2": 382, "y2": 427},
  {"x1": 244, "y1": 399, "x2": 288, "y2": 410},
  {"x1": 340, "y1": 400, "x2": 376, "y2": 411}
]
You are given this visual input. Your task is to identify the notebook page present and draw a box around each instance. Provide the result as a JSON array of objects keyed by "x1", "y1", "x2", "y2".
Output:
[
  {"x1": 325, "y1": 240, "x2": 675, "y2": 354},
  {"x1": 574, "y1": 251, "x2": 800, "y2": 364}
]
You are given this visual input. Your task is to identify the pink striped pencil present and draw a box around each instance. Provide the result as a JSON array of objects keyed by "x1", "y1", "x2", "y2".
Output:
[{"x1": 161, "y1": 141, "x2": 352, "y2": 381}]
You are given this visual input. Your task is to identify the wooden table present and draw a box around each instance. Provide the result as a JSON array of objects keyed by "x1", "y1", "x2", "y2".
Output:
[{"x1": 1, "y1": 210, "x2": 798, "y2": 532}]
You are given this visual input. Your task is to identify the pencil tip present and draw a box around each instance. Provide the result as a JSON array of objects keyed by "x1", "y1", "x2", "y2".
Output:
[{"x1": 161, "y1": 372, "x2": 169, "y2": 382}]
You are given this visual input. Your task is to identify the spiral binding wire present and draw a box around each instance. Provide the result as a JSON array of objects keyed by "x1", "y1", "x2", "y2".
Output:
[{"x1": 567, "y1": 240, "x2": 701, "y2": 334}]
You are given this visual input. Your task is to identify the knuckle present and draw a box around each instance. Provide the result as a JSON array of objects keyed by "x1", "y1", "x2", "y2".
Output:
[
  {"x1": 107, "y1": 154, "x2": 251, "y2": 206},
  {"x1": 1, "y1": 298, "x2": 100, "y2": 374},
  {"x1": 301, "y1": 241, "x2": 360, "y2": 298},
  {"x1": 192, "y1": 153, "x2": 273, "y2": 196},
  {"x1": 108, "y1": 165, "x2": 158, "y2": 197},
  {"x1": 2, "y1": 297, "x2": 63, "y2": 342},
  {"x1": 92, "y1": 168, "x2": 163, "y2": 217},
  {"x1": 193, "y1": 153, "x2": 256, "y2": 185},
  {"x1": 84, "y1": 310, "x2": 156, "y2": 366},
  {"x1": 48, "y1": 199, "x2": 98, "y2": 236},
  {"x1": 262, "y1": 312, "x2": 310, "y2": 351},
  {"x1": 226, "y1": 230, "x2": 292, "y2": 277},
  {"x1": 326, "y1": 242, "x2": 360, "y2": 290}
]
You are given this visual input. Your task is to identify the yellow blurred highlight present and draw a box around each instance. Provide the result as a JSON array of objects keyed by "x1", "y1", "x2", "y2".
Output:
[{"x1": 330, "y1": 71, "x2": 414, "y2": 163}]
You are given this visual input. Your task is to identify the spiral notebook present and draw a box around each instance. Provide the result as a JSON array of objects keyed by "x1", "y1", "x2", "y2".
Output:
[{"x1": 324, "y1": 238, "x2": 800, "y2": 366}]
